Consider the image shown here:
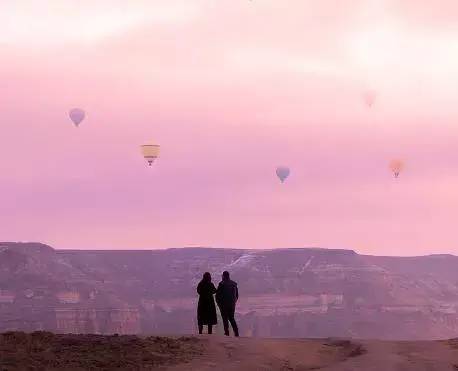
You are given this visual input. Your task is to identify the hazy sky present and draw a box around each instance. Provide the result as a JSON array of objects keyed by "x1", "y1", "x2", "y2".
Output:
[{"x1": 2, "y1": 0, "x2": 458, "y2": 255}]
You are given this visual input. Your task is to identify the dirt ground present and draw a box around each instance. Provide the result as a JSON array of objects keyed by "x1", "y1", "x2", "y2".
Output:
[
  {"x1": 3, "y1": 332, "x2": 458, "y2": 370},
  {"x1": 168, "y1": 336, "x2": 458, "y2": 371},
  {"x1": 0, "y1": 332, "x2": 202, "y2": 370}
]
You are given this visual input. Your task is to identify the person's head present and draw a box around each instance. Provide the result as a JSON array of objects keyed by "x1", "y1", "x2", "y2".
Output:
[
  {"x1": 222, "y1": 271, "x2": 230, "y2": 281},
  {"x1": 202, "y1": 272, "x2": 211, "y2": 282}
]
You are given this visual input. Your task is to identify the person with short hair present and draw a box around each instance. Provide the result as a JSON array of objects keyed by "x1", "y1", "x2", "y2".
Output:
[
  {"x1": 196, "y1": 272, "x2": 217, "y2": 334},
  {"x1": 215, "y1": 271, "x2": 239, "y2": 337}
]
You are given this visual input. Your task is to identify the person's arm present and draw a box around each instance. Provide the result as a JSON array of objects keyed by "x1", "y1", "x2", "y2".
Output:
[
  {"x1": 211, "y1": 283, "x2": 217, "y2": 295},
  {"x1": 197, "y1": 282, "x2": 202, "y2": 295},
  {"x1": 215, "y1": 283, "x2": 222, "y2": 306},
  {"x1": 235, "y1": 284, "x2": 239, "y2": 302}
]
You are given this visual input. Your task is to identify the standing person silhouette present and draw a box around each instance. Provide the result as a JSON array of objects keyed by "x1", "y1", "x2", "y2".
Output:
[
  {"x1": 196, "y1": 272, "x2": 217, "y2": 334},
  {"x1": 216, "y1": 271, "x2": 239, "y2": 337}
]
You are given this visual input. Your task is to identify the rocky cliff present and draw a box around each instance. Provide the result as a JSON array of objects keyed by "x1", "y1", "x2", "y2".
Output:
[{"x1": 1, "y1": 242, "x2": 458, "y2": 339}]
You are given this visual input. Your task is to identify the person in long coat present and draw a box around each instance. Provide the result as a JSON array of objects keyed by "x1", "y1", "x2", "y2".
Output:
[{"x1": 197, "y1": 272, "x2": 217, "y2": 334}]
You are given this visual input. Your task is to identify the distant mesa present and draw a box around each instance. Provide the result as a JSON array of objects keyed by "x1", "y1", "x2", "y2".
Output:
[
  {"x1": 0, "y1": 241, "x2": 458, "y2": 339},
  {"x1": 0, "y1": 242, "x2": 54, "y2": 254}
]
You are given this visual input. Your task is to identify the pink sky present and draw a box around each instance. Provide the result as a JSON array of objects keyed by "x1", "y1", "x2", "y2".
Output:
[{"x1": 2, "y1": 0, "x2": 458, "y2": 255}]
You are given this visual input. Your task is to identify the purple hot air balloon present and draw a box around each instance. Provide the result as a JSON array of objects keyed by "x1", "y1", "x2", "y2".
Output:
[
  {"x1": 276, "y1": 166, "x2": 290, "y2": 183},
  {"x1": 69, "y1": 108, "x2": 86, "y2": 127}
]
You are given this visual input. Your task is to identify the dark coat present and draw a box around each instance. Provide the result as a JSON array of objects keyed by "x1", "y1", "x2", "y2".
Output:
[
  {"x1": 197, "y1": 280, "x2": 217, "y2": 325},
  {"x1": 215, "y1": 279, "x2": 238, "y2": 312}
]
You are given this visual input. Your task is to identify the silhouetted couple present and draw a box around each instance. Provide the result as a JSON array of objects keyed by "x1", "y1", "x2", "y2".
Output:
[{"x1": 197, "y1": 271, "x2": 239, "y2": 337}]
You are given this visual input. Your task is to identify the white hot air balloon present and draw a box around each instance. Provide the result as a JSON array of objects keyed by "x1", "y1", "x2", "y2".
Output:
[
  {"x1": 69, "y1": 108, "x2": 85, "y2": 127},
  {"x1": 141, "y1": 143, "x2": 160, "y2": 166},
  {"x1": 363, "y1": 90, "x2": 376, "y2": 108},
  {"x1": 276, "y1": 166, "x2": 290, "y2": 183}
]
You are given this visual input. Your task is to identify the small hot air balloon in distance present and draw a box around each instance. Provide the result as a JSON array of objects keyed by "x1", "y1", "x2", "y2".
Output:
[
  {"x1": 69, "y1": 108, "x2": 85, "y2": 127},
  {"x1": 276, "y1": 166, "x2": 290, "y2": 183},
  {"x1": 141, "y1": 142, "x2": 160, "y2": 166},
  {"x1": 363, "y1": 90, "x2": 376, "y2": 108},
  {"x1": 389, "y1": 159, "x2": 404, "y2": 178}
]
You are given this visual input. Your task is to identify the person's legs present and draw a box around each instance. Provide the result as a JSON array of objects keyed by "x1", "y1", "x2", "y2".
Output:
[
  {"x1": 221, "y1": 311, "x2": 230, "y2": 336},
  {"x1": 208, "y1": 325, "x2": 213, "y2": 334},
  {"x1": 198, "y1": 324, "x2": 203, "y2": 334},
  {"x1": 228, "y1": 310, "x2": 239, "y2": 337}
]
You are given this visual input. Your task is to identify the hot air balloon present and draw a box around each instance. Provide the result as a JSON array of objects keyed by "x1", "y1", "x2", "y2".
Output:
[
  {"x1": 363, "y1": 90, "x2": 376, "y2": 108},
  {"x1": 141, "y1": 143, "x2": 160, "y2": 166},
  {"x1": 69, "y1": 108, "x2": 85, "y2": 127},
  {"x1": 276, "y1": 166, "x2": 290, "y2": 183},
  {"x1": 389, "y1": 159, "x2": 404, "y2": 178}
]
